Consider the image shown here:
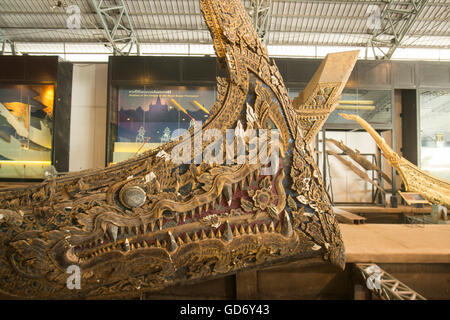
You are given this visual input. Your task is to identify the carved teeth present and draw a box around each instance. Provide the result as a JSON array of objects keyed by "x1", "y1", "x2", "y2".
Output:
[
  {"x1": 261, "y1": 224, "x2": 268, "y2": 233},
  {"x1": 246, "y1": 225, "x2": 252, "y2": 234},
  {"x1": 132, "y1": 226, "x2": 138, "y2": 235},
  {"x1": 253, "y1": 225, "x2": 259, "y2": 234},
  {"x1": 157, "y1": 220, "x2": 162, "y2": 230},
  {"x1": 281, "y1": 212, "x2": 293, "y2": 237},
  {"x1": 184, "y1": 233, "x2": 192, "y2": 243},
  {"x1": 167, "y1": 231, "x2": 178, "y2": 252},
  {"x1": 275, "y1": 221, "x2": 282, "y2": 233},
  {"x1": 142, "y1": 241, "x2": 148, "y2": 248},
  {"x1": 239, "y1": 179, "x2": 245, "y2": 190},
  {"x1": 200, "y1": 229, "x2": 207, "y2": 240},
  {"x1": 233, "y1": 226, "x2": 239, "y2": 236},
  {"x1": 218, "y1": 193, "x2": 223, "y2": 204},
  {"x1": 208, "y1": 230, "x2": 214, "y2": 238},
  {"x1": 155, "y1": 239, "x2": 161, "y2": 247},
  {"x1": 232, "y1": 183, "x2": 237, "y2": 193},
  {"x1": 239, "y1": 225, "x2": 245, "y2": 234},
  {"x1": 181, "y1": 212, "x2": 186, "y2": 222},
  {"x1": 124, "y1": 238, "x2": 130, "y2": 252},
  {"x1": 223, "y1": 221, "x2": 233, "y2": 242},
  {"x1": 216, "y1": 229, "x2": 222, "y2": 238},
  {"x1": 223, "y1": 184, "x2": 233, "y2": 206},
  {"x1": 192, "y1": 232, "x2": 199, "y2": 241},
  {"x1": 142, "y1": 224, "x2": 147, "y2": 234},
  {"x1": 247, "y1": 174, "x2": 253, "y2": 186},
  {"x1": 205, "y1": 203, "x2": 210, "y2": 212},
  {"x1": 176, "y1": 237, "x2": 184, "y2": 246},
  {"x1": 149, "y1": 222, "x2": 154, "y2": 232},
  {"x1": 268, "y1": 221, "x2": 275, "y2": 232}
]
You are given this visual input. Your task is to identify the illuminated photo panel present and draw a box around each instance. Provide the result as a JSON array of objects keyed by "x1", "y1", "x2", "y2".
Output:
[{"x1": 0, "y1": 84, "x2": 54, "y2": 179}]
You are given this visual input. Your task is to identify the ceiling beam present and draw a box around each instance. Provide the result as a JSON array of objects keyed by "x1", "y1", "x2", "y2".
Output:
[
  {"x1": 246, "y1": 0, "x2": 273, "y2": 43},
  {"x1": 89, "y1": 0, "x2": 140, "y2": 55},
  {"x1": 0, "y1": 29, "x2": 19, "y2": 55},
  {"x1": 3, "y1": 26, "x2": 448, "y2": 38},
  {"x1": 370, "y1": 0, "x2": 430, "y2": 59}
]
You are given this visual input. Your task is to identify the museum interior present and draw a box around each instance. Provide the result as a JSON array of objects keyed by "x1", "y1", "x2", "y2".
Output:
[{"x1": 0, "y1": 0, "x2": 449, "y2": 301}]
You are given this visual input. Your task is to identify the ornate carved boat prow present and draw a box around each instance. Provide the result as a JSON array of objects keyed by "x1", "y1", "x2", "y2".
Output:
[
  {"x1": 0, "y1": 0, "x2": 357, "y2": 299},
  {"x1": 340, "y1": 113, "x2": 450, "y2": 209}
]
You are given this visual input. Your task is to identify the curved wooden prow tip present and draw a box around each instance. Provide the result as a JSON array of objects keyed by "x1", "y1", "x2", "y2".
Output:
[
  {"x1": 338, "y1": 112, "x2": 398, "y2": 162},
  {"x1": 338, "y1": 113, "x2": 450, "y2": 208}
]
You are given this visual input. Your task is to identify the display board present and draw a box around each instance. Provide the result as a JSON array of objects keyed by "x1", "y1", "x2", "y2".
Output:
[
  {"x1": 112, "y1": 85, "x2": 215, "y2": 163},
  {"x1": 0, "y1": 84, "x2": 54, "y2": 179}
]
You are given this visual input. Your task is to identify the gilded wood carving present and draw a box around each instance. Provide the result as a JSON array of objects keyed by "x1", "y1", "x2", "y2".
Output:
[
  {"x1": 340, "y1": 113, "x2": 450, "y2": 209},
  {"x1": 0, "y1": 0, "x2": 357, "y2": 299}
]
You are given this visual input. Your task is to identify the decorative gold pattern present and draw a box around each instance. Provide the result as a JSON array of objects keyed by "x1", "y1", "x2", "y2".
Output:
[{"x1": 0, "y1": 0, "x2": 357, "y2": 299}]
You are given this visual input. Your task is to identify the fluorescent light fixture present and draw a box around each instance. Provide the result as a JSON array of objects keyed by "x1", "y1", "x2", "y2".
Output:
[
  {"x1": 339, "y1": 100, "x2": 374, "y2": 105},
  {"x1": 337, "y1": 105, "x2": 375, "y2": 110}
]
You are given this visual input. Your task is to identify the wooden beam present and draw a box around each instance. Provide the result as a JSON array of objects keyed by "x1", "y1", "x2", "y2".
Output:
[
  {"x1": 333, "y1": 207, "x2": 367, "y2": 224},
  {"x1": 337, "y1": 205, "x2": 431, "y2": 215},
  {"x1": 236, "y1": 271, "x2": 258, "y2": 300}
]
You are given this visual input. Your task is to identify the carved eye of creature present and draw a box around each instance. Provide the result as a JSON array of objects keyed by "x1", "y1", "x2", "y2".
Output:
[
  {"x1": 162, "y1": 210, "x2": 175, "y2": 219},
  {"x1": 119, "y1": 185, "x2": 147, "y2": 208}
]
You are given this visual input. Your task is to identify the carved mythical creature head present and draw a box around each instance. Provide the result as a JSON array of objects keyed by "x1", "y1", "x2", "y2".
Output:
[{"x1": 0, "y1": 0, "x2": 352, "y2": 299}]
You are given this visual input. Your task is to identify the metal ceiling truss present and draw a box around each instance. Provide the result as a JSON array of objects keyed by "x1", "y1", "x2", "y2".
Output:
[
  {"x1": 90, "y1": 0, "x2": 140, "y2": 56},
  {"x1": 246, "y1": 0, "x2": 273, "y2": 44},
  {"x1": 370, "y1": 0, "x2": 430, "y2": 60},
  {"x1": 355, "y1": 263, "x2": 426, "y2": 300},
  {"x1": 0, "y1": 30, "x2": 17, "y2": 55}
]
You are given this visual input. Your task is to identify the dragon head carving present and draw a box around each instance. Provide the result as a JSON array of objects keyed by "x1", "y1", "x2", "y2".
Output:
[{"x1": 0, "y1": 0, "x2": 356, "y2": 299}]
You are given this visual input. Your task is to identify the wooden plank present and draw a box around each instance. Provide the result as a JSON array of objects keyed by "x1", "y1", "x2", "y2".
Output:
[
  {"x1": 341, "y1": 224, "x2": 450, "y2": 263},
  {"x1": 236, "y1": 271, "x2": 258, "y2": 300},
  {"x1": 337, "y1": 205, "x2": 431, "y2": 215},
  {"x1": 333, "y1": 207, "x2": 366, "y2": 224}
]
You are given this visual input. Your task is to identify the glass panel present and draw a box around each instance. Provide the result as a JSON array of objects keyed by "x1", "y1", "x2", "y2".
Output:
[
  {"x1": 288, "y1": 88, "x2": 392, "y2": 125},
  {"x1": 0, "y1": 84, "x2": 54, "y2": 179},
  {"x1": 328, "y1": 89, "x2": 392, "y2": 124},
  {"x1": 419, "y1": 90, "x2": 450, "y2": 181},
  {"x1": 112, "y1": 85, "x2": 216, "y2": 163}
]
